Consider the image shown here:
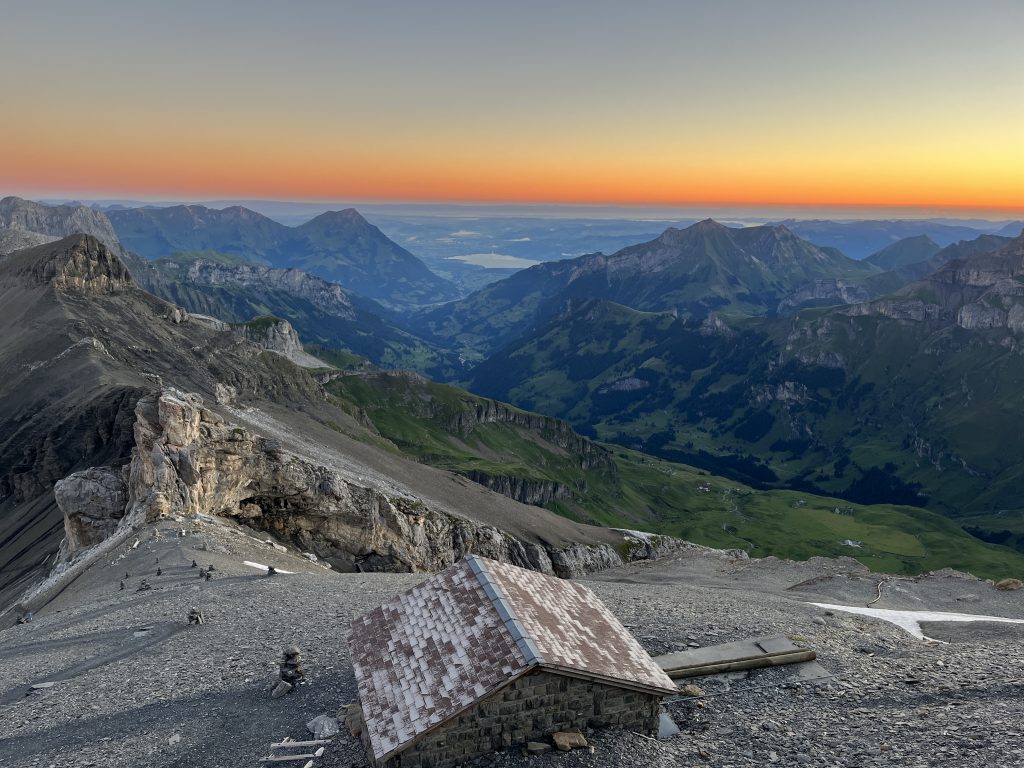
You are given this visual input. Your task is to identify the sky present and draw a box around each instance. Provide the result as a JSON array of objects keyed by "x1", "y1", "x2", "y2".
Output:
[{"x1": 1, "y1": 0, "x2": 1023, "y2": 214}]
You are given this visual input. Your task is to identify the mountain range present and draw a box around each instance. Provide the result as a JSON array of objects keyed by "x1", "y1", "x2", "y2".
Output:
[
  {"x1": 778, "y1": 218, "x2": 1011, "y2": 260},
  {"x1": 132, "y1": 251, "x2": 462, "y2": 378},
  {"x1": 409, "y1": 219, "x2": 884, "y2": 361},
  {"x1": 0, "y1": 233, "x2": 647, "y2": 611},
  {"x1": 3, "y1": 196, "x2": 1024, "y2": 609},
  {"x1": 464, "y1": 231, "x2": 1024, "y2": 552},
  {"x1": 107, "y1": 204, "x2": 460, "y2": 308}
]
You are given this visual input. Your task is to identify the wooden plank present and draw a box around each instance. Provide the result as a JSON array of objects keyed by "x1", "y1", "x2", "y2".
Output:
[
  {"x1": 270, "y1": 740, "x2": 331, "y2": 749},
  {"x1": 756, "y1": 637, "x2": 801, "y2": 654},
  {"x1": 652, "y1": 635, "x2": 815, "y2": 679},
  {"x1": 259, "y1": 754, "x2": 316, "y2": 763},
  {"x1": 664, "y1": 649, "x2": 816, "y2": 679}
]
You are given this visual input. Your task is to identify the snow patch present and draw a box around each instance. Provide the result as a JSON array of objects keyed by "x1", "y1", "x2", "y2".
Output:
[{"x1": 810, "y1": 602, "x2": 1024, "y2": 641}]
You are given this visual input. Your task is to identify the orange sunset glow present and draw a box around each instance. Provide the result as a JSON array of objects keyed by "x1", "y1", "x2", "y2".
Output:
[{"x1": 2, "y1": 1, "x2": 1023, "y2": 214}]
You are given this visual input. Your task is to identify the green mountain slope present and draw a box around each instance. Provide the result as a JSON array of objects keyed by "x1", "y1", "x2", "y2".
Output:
[
  {"x1": 864, "y1": 234, "x2": 940, "y2": 270},
  {"x1": 465, "y1": 235, "x2": 1024, "y2": 544},
  {"x1": 108, "y1": 204, "x2": 459, "y2": 308},
  {"x1": 324, "y1": 369, "x2": 1024, "y2": 578},
  {"x1": 411, "y1": 219, "x2": 880, "y2": 360}
]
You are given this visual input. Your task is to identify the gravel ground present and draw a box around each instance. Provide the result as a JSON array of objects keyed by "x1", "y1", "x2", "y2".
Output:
[{"x1": 1, "y1": 518, "x2": 1021, "y2": 768}]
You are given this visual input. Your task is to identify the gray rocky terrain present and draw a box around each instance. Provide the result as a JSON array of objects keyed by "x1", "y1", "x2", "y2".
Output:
[
  {"x1": 0, "y1": 233, "x2": 657, "y2": 613},
  {"x1": 1, "y1": 518, "x2": 1020, "y2": 768}
]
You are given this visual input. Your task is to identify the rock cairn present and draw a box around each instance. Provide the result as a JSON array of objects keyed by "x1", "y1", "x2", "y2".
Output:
[
  {"x1": 280, "y1": 646, "x2": 305, "y2": 685},
  {"x1": 270, "y1": 646, "x2": 305, "y2": 699}
]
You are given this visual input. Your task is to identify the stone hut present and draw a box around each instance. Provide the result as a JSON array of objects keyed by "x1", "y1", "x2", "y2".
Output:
[{"x1": 348, "y1": 555, "x2": 677, "y2": 768}]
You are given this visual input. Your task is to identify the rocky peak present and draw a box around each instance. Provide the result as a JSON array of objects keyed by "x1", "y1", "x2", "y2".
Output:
[
  {"x1": 0, "y1": 196, "x2": 123, "y2": 253},
  {"x1": 298, "y1": 208, "x2": 371, "y2": 235},
  {"x1": 656, "y1": 218, "x2": 728, "y2": 246},
  {"x1": 231, "y1": 316, "x2": 327, "y2": 368},
  {"x1": 0, "y1": 226, "x2": 56, "y2": 256},
  {"x1": 181, "y1": 260, "x2": 356, "y2": 319},
  {"x1": 1, "y1": 234, "x2": 135, "y2": 293}
]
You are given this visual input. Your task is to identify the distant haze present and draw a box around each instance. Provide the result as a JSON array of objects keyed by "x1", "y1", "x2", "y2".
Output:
[{"x1": 1, "y1": 1, "x2": 1023, "y2": 213}]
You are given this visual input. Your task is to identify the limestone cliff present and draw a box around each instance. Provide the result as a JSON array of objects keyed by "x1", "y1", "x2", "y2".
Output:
[
  {"x1": 836, "y1": 233, "x2": 1024, "y2": 336},
  {"x1": 778, "y1": 279, "x2": 871, "y2": 314},
  {"x1": 231, "y1": 316, "x2": 327, "y2": 368},
  {"x1": 0, "y1": 226, "x2": 55, "y2": 256},
  {"x1": 55, "y1": 388, "x2": 669, "y2": 579},
  {"x1": 3, "y1": 234, "x2": 135, "y2": 293},
  {"x1": 351, "y1": 370, "x2": 615, "y2": 474},
  {"x1": 0, "y1": 196, "x2": 123, "y2": 253}
]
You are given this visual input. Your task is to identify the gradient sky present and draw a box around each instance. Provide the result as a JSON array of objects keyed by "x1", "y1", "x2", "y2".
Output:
[{"x1": 1, "y1": 1, "x2": 1023, "y2": 212}]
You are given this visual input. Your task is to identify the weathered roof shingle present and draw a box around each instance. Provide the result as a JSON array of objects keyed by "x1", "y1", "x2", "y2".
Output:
[{"x1": 349, "y1": 555, "x2": 676, "y2": 762}]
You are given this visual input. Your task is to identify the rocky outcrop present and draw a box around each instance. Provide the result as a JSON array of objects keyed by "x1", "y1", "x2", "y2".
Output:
[
  {"x1": 0, "y1": 226, "x2": 55, "y2": 256},
  {"x1": 54, "y1": 467, "x2": 128, "y2": 552},
  {"x1": 751, "y1": 381, "x2": 809, "y2": 405},
  {"x1": 182, "y1": 261, "x2": 357, "y2": 319},
  {"x1": 840, "y1": 298, "x2": 949, "y2": 323},
  {"x1": 231, "y1": 316, "x2": 326, "y2": 368},
  {"x1": 100, "y1": 388, "x2": 644, "y2": 577},
  {"x1": 836, "y1": 234, "x2": 1024, "y2": 336},
  {"x1": 4, "y1": 234, "x2": 135, "y2": 293},
  {"x1": 779, "y1": 279, "x2": 871, "y2": 314},
  {"x1": 358, "y1": 371, "x2": 614, "y2": 473},
  {"x1": 0, "y1": 197, "x2": 123, "y2": 253},
  {"x1": 463, "y1": 471, "x2": 575, "y2": 506}
]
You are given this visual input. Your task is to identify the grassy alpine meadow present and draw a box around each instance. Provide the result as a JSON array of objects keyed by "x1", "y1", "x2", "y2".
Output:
[{"x1": 325, "y1": 370, "x2": 1024, "y2": 581}]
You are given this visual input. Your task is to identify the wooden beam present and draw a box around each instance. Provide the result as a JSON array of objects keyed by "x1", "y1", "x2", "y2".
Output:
[
  {"x1": 653, "y1": 635, "x2": 816, "y2": 680},
  {"x1": 270, "y1": 741, "x2": 331, "y2": 749},
  {"x1": 664, "y1": 649, "x2": 816, "y2": 679},
  {"x1": 259, "y1": 754, "x2": 316, "y2": 763}
]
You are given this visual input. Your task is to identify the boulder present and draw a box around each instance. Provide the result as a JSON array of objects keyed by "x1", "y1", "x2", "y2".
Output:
[
  {"x1": 306, "y1": 714, "x2": 340, "y2": 740},
  {"x1": 54, "y1": 467, "x2": 128, "y2": 552},
  {"x1": 552, "y1": 729, "x2": 588, "y2": 752}
]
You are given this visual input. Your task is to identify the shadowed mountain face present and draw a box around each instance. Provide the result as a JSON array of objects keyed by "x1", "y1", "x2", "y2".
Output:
[
  {"x1": 778, "y1": 219, "x2": 1002, "y2": 260},
  {"x1": 410, "y1": 219, "x2": 881, "y2": 360},
  {"x1": 132, "y1": 252, "x2": 463, "y2": 378},
  {"x1": 0, "y1": 235, "x2": 643, "y2": 611},
  {"x1": 0, "y1": 197, "x2": 122, "y2": 252},
  {"x1": 465, "y1": 233, "x2": 1024, "y2": 532},
  {"x1": 864, "y1": 235, "x2": 940, "y2": 270},
  {"x1": 107, "y1": 204, "x2": 459, "y2": 308}
]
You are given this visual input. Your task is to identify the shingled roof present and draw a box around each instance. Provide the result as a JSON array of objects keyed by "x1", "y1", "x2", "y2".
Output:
[{"x1": 349, "y1": 555, "x2": 677, "y2": 763}]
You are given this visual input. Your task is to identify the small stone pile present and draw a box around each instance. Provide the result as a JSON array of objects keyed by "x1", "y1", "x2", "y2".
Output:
[
  {"x1": 280, "y1": 646, "x2": 304, "y2": 684},
  {"x1": 187, "y1": 607, "x2": 204, "y2": 625},
  {"x1": 271, "y1": 646, "x2": 305, "y2": 698}
]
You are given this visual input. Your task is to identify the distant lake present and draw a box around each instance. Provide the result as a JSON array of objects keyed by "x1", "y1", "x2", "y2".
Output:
[{"x1": 447, "y1": 253, "x2": 541, "y2": 269}]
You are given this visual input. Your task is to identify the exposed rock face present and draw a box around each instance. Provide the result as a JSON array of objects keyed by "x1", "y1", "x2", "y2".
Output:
[
  {"x1": 54, "y1": 467, "x2": 128, "y2": 552},
  {"x1": 0, "y1": 197, "x2": 123, "y2": 253},
  {"x1": 357, "y1": 371, "x2": 614, "y2": 474},
  {"x1": 0, "y1": 226, "x2": 55, "y2": 256},
  {"x1": 463, "y1": 471, "x2": 574, "y2": 506},
  {"x1": 180, "y1": 261, "x2": 357, "y2": 319},
  {"x1": 778, "y1": 279, "x2": 871, "y2": 314},
  {"x1": 231, "y1": 316, "x2": 326, "y2": 368},
  {"x1": 838, "y1": 233, "x2": 1024, "y2": 336},
  {"x1": 4, "y1": 235, "x2": 135, "y2": 293},
  {"x1": 108, "y1": 388, "x2": 637, "y2": 577}
]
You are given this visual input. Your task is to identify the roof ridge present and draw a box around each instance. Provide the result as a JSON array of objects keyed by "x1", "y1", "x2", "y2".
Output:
[{"x1": 466, "y1": 555, "x2": 543, "y2": 666}]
